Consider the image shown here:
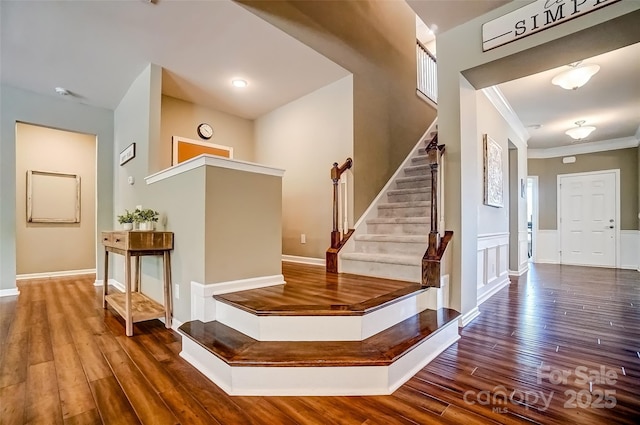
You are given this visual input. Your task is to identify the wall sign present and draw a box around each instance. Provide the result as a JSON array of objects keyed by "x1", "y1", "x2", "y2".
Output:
[
  {"x1": 119, "y1": 142, "x2": 136, "y2": 166},
  {"x1": 482, "y1": 0, "x2": 621, "y2": 51}
]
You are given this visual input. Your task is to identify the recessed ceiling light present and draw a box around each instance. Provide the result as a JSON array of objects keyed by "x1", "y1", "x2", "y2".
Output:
[
  {"x1": 54, "y1": 87, "x2": 70, "y2": 96},
  {"x1": 232, "y1": 79, "x2": 248, "y2": 88}
]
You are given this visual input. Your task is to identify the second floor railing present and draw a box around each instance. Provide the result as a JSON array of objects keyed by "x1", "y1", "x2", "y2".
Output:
[{"x1": 417, "y1": 40, "x2": 437, "y2": 104}]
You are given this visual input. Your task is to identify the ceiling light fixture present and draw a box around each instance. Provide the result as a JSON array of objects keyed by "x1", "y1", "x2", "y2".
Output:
[
  {"x1": 551, "y1": 61, "x2": 600, "y2": 90},
  {"x1": 565, "y1": 120, "x2": 596, "y2": 141},
  {"x1": 54, "y1": 87, "x2": 70, "y2": 96},
  {"x1": 231, "y1": 79, "x2": 248, "y2": 88}
]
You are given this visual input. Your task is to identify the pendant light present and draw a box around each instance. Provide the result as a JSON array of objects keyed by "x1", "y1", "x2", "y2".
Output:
[
  {"x1": 552, "y1": 62, "x2": 600, "y2": 90},
  {"x1": 565, "y1": 120, "x2": 596, "y2": 141}
]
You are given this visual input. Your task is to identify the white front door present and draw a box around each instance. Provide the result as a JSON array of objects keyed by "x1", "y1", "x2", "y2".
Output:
[{"x1": 558, "y1": 170, "x2": 618, "y2": 267}]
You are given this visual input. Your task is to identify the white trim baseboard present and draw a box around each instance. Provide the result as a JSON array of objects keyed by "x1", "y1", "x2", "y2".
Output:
[
  {"x1": 0, "y1": 288, "x2": 20, "y2": 297},
  {"x1": 194, "y1": 274, "x2": 285, "y2": 297},
  {"x1": 94, "y1": 279, "x2": 125, "y2": 292},
  {"x1": 478, "y1": 275, "x2": 510, "y2": 305},
  {"x1": 160, "y1": 316, "x2": 184, "y2": 333},
  {"x1": 458, "y1": 307, "x2": 481, "y2": 327},
  {"x1": 191, "y1": 275, "x2": 285, "y2": 323},
  {"x1": 282, "y1": 255, "x2": 325, "y2": 266},
  {"x1": 17, "y1": 268, "x2": 96, "y2": 280},
  {"x1": 508, "y1": 264, "x2": 529, "y2": 277}
]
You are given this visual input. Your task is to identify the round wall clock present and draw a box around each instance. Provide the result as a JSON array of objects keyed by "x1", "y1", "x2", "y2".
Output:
[{"x1": 197, "y1": 123, "x2": 213, "y2": 140}]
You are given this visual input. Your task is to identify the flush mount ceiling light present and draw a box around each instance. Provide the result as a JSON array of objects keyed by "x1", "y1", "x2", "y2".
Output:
[
  {"x1": 231, "y1": 79, "x2": 248, "y2": 88},
  {"x1": 565, "y1": 120, "x2": 596, "y2": 141},
  {"x1": 54, "y1": 87, "x2": 70, "y2": 96},
  {"x1": 551, "y1": 61, "x2": 600, "y2": 90}
]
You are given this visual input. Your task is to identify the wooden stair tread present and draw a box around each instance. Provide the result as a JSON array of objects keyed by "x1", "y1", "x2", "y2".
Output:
[
  {"x1": 215, "y1": 284, "x2": 427, "y2": 316},
  {"x1": 178, "y1": 308, "x2": 460, "y2": 367}
]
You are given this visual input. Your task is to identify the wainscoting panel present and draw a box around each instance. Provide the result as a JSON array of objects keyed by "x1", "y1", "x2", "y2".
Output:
[
  {"x1": 477, "y1": 233, "x2": 510, "y2": 304},
  {"x1": 620, "y1": 230, "x2": 639, "y2": 270}
]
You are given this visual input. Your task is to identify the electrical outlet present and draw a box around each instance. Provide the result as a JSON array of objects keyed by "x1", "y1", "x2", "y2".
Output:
[
  {"x1": 301, "y1": 234, "x2": 306, "y2": 244},
  {"x1": 174, "y1": 284, "x2": 179, "y2": 299}
]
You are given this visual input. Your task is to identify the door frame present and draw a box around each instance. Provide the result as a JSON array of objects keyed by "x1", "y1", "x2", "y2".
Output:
[
  {"x1": 528, "y1": 176, "x2": 539, "y2": 263},
  {"x1": 556, "y1": 169, "x2": 620, "y2": 268}
]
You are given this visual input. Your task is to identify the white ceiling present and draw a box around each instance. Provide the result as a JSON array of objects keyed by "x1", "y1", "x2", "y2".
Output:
[
  {"x1": 498, "y1": 43, "x2": 640, "y2": 150},
  {"x1": 0, "y1": 0, "x2": 349, "y2": 119},
  {"x1": 5, "y1": 0, "x2": 637, "y2": 150}
]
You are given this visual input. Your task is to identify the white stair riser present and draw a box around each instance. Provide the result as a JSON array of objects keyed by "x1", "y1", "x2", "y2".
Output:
[
  {"x1": 403, "y1": 166, "x2": 430, "y2": 177},
  {"x1": 367, "y1": 222, "x2": 429, "y2": 235},
  {"x1": 355, "y1": 240, "x2": 427, "y2": 256},
  {"x1": 378, "y1": 206, "x2": 429, "y2": 218},
  {"x1": 340, "y1": 258, "x2": 421, "y2": 283},
  {"x1": 387, "y1": 191, "x2": 431, "y2": 203},
  {"x1": 396, "y1": 178, "x2": 430, "y2": 190},
  {"x1": 179, "y1": 321, "x2": 460, "y2": 396}
]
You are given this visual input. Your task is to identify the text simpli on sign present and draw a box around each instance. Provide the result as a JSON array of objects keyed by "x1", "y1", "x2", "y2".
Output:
[{"x1": 482, "y1": 0, "x2": 621, "y2": 51}]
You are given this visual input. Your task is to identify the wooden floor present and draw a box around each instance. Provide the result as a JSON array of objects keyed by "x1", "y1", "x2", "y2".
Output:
[
  {"x1": 0, "y1": 263, "x2": 639, "y2": 424},
  {"x1": 216, "y1": 262, "x2": 423, "y2": 316}
]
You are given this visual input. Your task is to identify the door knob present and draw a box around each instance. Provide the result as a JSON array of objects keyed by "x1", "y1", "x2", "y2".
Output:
[{"x1": 607, "y1": 226, "x2": 614, "y2": 229}]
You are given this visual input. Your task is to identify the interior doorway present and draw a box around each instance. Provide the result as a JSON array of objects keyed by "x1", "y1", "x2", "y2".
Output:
[
  {"x1": 15, "y1": 122, "x2": 97, "y2": 277},
  {"x1": 557, "y1": 169, "x2": 619, "y2": 268}
]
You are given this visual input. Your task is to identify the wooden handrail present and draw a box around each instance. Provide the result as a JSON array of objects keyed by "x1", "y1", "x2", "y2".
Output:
[
  {"x1": 416, "y1": 39, "x2": 436, "y2": 63},
  {"x1": 327, "y1": 158, "x2": 354, "y2": 273},
  {"x1": 330, "y1": 158, "x2": 353, "y2": 248}
]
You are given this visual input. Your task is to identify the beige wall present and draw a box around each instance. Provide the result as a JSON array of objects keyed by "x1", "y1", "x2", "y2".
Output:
[
  {"x1": 475, "y1": 92, "x2": 511, "y2": 235},
  {"x1": 146, "y1": 167, "x2": 206, "y2": 319},
  {"x1": 204, "y1": 167, "x2": 282, "y2": 283},
  {"x1": 255, "y1": 76, "x2": 353, "y2": 259},
  {"x1": 435, "y1": 2, "x2": 638, "y2": 315},
  {"x1": 528, "y1": 147, "x2": 639, "y2": 230},
  {"x1": 238, "y1": 0, "x2": 436, "y2": 218},
  {"x1": 15, "y1": 123, "x2": 96, "y2": 274},
  {"x1": 160, "y1": 95, "x2": 255, "y2": 165}
]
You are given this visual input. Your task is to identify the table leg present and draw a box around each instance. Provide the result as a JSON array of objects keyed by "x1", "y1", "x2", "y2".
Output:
[
  {"x1": 103, "y1": 250, "x2": 109, "y2": 308},
  {"x1": 163, "y1": 251, "x2": 172, "y2": 329},
  {"x1": 134, "y1": 256, "x2": 141, "y2": 292},
  {"x1": 125, "y1": 252, "x2": 133, "y2": 336}
]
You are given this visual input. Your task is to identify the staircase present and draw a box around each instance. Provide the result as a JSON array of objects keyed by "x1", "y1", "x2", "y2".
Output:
[
  {"x1": 339, "y1": 132, "x2": 437, "y2": 284},
  {"x1": 177, "y1": 123, "x2": 460, "y2": 396}
]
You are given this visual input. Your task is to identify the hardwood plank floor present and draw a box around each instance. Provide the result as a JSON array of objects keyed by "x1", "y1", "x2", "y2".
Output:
[{"x1": 0, "y1": 264, "x2": 638, "y2": 424}]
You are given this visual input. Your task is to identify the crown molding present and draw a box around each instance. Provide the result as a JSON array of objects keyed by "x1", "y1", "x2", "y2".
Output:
[
  {"x1": 481, "y1": 86, "x2": 529, "y2": 148},
  {"x1": 528, "y1": 136, "x2": 639, "y2": 159}
]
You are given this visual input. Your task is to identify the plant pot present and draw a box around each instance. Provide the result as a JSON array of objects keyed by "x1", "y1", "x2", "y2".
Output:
[
  {"x1": 122, "y1": 223, "x2": 133, "y2": 231},
  {"x1": 138, "y1": 221, "x2": 155, "y2": 231}
]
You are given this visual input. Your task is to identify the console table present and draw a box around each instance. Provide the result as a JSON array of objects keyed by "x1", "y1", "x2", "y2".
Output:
[{"x1": 102, "y1": 231, "x2": 174, "y2": 336}]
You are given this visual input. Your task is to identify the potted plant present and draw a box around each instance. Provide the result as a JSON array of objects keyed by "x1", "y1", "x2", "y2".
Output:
[
  {"x1": 117, "y1": 210, "x2": 135, "y2": 231},
  {"x1": 134, "y1": 208, "x2": 159, "y2": 231}
]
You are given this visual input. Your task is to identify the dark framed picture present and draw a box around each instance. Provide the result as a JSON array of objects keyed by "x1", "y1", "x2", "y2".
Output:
[{"x1": 119, "y1": 143, "x2": 136, "y2": 166}]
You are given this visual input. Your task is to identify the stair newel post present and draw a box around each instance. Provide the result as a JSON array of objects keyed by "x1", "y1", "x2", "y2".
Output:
[
  {"x1": 327, "y1": 158, "x2": 354, "y2": 273},
  {"x1": 427, "y1": 152, "x2": 440, "y2": 258},
  {"x1": 331, "y1": 162, "x2": 341, "y2": 249}
]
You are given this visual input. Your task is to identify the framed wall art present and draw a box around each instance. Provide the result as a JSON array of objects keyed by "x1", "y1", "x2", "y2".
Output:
[
  {"x1": 27, "y1": 170, "x2": 81, "y2": 223},
  {"x1": 483, "y1": 134, "x2": 504, "y2": 208}
]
